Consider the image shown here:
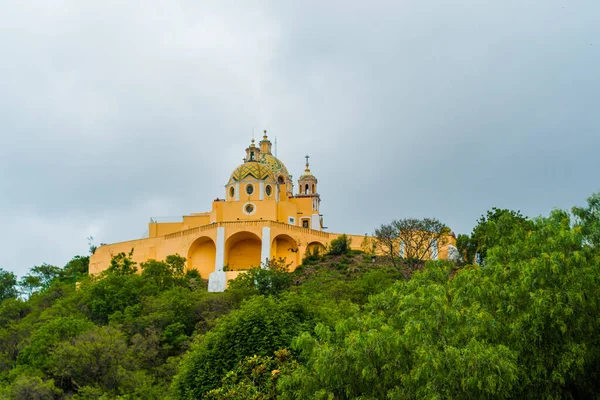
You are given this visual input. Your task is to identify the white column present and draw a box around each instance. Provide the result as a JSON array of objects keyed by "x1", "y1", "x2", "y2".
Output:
[
  {"x1": 208, "y1": 226, "x2": 226, "y2": 292},
  {"x1": 261, "y1": 226, "x2": 271, "y2": 268},
  {"x1": 311, "y1": 214, "x2": 320, "y2": 231},
  {"x1": 259, "y1": 182, "x2": 265, "y2": 200},
  {"x1": 214, "y1": 227, "x2": 225, "y2": 271},
  {"x1": 430, "y1": 239, "x2": 439, "y2": 260},
  {"x1": 235, "y1": 183, "x2": 240, "y2": 201}
]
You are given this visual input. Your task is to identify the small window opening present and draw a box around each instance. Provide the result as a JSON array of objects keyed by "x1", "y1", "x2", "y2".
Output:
[
  {"x1": 250, "y1": 152, "x2": 255, "y2": 161},
  {"x1": 278, "y1": 176, "x2": 285, "y2": 184},
  {"x1": 302, "y1": 220, "x2": 309, "y2": 228},
  {"x1": 230, "y1": 187, "x2": 235, "y2": 198},
  {"x1": 265, "y1": 185, "x2": 272, "y2": 196},
  {"x1": 246, "y1": 184, "x2": 254, "y2": 195}
]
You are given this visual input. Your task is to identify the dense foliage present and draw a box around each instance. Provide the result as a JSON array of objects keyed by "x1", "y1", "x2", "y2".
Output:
[{"x1": 1, "y1": 192, "x2": 600, "y2": 398}]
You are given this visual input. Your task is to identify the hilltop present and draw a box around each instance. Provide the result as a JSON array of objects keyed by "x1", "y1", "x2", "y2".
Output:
[{"x1": 0, "y1": 193, "x2": 600, "y2": 398}]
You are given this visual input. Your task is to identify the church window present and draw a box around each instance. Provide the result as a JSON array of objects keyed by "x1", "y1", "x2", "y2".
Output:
[
  {"x1": 265, "y1": 185, "x2": 272, "y2": 196},
  {"x1": 230, "y1": 187, "x2": 235, "y2": 198},
  {"x1": 288, "y1": 217, "x2": 295, "y2": 225},
  {"x1": 312, "y1": 184, "x2": 315, "y2": 193},
  {"x1": 278, "y1": 176, "x2": 285, "y2": 184},
  {"x1": 302, "y1": 220, "x2": 309, "y2": 228},
  {"x1": 305, "y1": 184, "x2": 309, "y2": 194},
  {"x1": 245, "y1": 204, "x2": 254, "y2": 214},
  {"x1": 246, "y1": 184, "x2": 254, "y2": 195},
  {"x1": 250, "y1": 152, "x2": 255, "y2": 161}
]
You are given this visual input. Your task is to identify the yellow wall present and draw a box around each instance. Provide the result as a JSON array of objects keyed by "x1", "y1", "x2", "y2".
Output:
[
  {"x1": 183, "y1": 214, "x2": 211, "y2": 229},
  {"x1": 227, "y1": 240, "x2": 261, "y2": 270},
  {"x1": 149, "y1": 222, "x2": 184, "y2": 238},
  {"x1": 187, "y1": 237, "x2": 216, "y2": 278},
  {"x1": 272, "y1": 234, "x2": 299, "y2": 270}
]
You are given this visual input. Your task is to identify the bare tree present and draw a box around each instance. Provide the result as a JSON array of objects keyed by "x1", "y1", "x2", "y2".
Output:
[
  {"x1": 374, "y1": 218, "x2": 449, "y2": 271},
  {"x1": 393, "y1": 218, "x2": 449, "y2": 265},
  {"x1": 374, "y1": 223, "x2": 400, "y2": 269}
]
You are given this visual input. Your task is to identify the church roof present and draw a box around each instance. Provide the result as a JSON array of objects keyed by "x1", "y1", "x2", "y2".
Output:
[
  {"x1": 227, "y1": 135, "x2": 291, "y2": 184},
  {"x1": 229, "y1": 161, "x2": 275, "y2": 183},
  {"x1": 259, "y1": 153, "x2": 290, "y2": 180}
]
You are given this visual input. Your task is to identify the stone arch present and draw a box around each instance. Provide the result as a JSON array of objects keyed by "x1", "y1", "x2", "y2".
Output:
[
  {"x1": 225, "y1": 231, "x2": 262, "y2": 271},
  {"x1": 271, "y1": 234, "x2": 298, "y2": 271},
  {"x1": 187, "y1": 236, "x2": 216, "y2": 279},
  {"x1": 306, "y1": 241, "x2": 326, "y2": 256}
]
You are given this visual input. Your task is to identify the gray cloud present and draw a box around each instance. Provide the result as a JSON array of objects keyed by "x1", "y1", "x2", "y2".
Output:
[{"x1": 1, "y1": 0, "x2": 599, "y2": 275}]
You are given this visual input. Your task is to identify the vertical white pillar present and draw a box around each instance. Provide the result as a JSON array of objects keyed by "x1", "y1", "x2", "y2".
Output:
[
  {"x1": 215, "y1": 227, "x2": 225, "y2": 271},
  {"x1": 235, "y1": 183, "x2": 240, "y2": 201},
  {"x1": 311, "y1": 214, "x2": 320, "y2": 231},
  {"x1": 261, "y1": 226, "x2": 271, "y2": 268},
  {"x1": 259, "y1": 182, "x2": 265, "y2": 200},
  {"x1": 430, "y1": 239, "x2": 438, "y2": 260},
  {"x1": 208, "y1": 226, "x2": 226, "y2": 292}
]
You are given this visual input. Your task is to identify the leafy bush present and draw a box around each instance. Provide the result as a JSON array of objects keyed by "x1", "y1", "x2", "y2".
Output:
[
  {"x1": 227, "y1": 257, "x2": 292, "y2": 298},
  {"x1": 328, "y1": 234, "x2": 351, "y2": 256},
  {"x1": 171, "y1": 294, "x2": 316, "y2": 399}
]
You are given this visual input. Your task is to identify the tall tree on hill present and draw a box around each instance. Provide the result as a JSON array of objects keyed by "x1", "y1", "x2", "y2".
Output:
[
  {"x1": 375, "y1": 218, "x2": 449, "y2": 270},
  {"x1": 470, "y1": 208, "x2": 533, "y2": 265}
]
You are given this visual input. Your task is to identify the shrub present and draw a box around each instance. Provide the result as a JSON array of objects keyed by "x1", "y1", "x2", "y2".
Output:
[{"x1": 329, "y1": 234, "x2": 351, "y2": 256}]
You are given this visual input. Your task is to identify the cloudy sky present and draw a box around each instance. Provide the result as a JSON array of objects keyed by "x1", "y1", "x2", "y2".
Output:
[{"x1": 1, "y1": 0, "x2": 599, "y2": 276}]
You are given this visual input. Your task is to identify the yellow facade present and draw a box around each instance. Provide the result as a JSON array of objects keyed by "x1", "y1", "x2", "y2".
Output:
[{"x1": 89, "y1": 132, "x2": 456, "y2": 291}]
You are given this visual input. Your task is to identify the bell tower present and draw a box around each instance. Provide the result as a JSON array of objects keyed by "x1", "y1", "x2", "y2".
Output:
[{"x1": 298, "y1": 155, "x2": 318, "y2": 195}]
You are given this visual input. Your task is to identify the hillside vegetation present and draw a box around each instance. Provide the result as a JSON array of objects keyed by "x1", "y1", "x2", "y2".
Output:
[{"x1": 1, "y1": 193, "x2": 600, "y2": 399}]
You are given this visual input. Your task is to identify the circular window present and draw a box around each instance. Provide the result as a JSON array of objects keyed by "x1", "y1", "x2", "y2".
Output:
[
  {"x1": 230, "y1": 186, "x2": 235, "y2": 198},
  {"x1": 246, "y1": 184, "x2": 254, "y2": 195},
  {"x1": 243, "y1": 202, "x2": 256, "y2": 215},
  {"x1": 265, "y1": 185, "x2": 272, "y2": 196}
]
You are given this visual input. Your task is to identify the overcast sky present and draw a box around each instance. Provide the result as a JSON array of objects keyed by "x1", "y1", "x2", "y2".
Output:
[{"x1": 1, "y1": 1, "x2": 599, "y2": 276}]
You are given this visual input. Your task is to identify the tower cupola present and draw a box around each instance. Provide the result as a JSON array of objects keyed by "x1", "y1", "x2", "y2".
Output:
[
  {"x1": 245, "y1": 138, "x2": 260, "y2": 162},
  {"x1": 259, "y1": 130, "x2": 273, "y2": 154},
  {"x1": 298, "y1": 155, "x2": 318, "y2": 195}
]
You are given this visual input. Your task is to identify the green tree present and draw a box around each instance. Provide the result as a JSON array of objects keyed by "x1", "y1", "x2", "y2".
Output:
[
  {"x1": 107, "y1": 250, "x2": 138, "y2": 275},
  {"x1": 281, "y1": 207, "x2": 600, "y2": 398},
  {"x1": 18, "y1": 274, "x2": 42, "y2": 297},
  {"x1": 51, "y1": 326, "x2": 128, "y2": 393},
  {"x1": 206, "y1": 349, "x2": 297, "y2": 400},
  {"x1": 59, "y1": 256, "x2": 89, "y2": 283},
  {"x1": 17, "y1": 316, "x2": 94, "y2": 372},
  {"x1": 572, "y1": 191, "x2": 600, "y2": 247},
  {"x1": 328, "y1": 234, "x2": 351, "y2": 256},
  {"x1": 470, "y1": 207, "x2": 532, "y2": 264},
  {"x1": 140, "y1": 254, "x2": 187, "y2": 290},
  {"x1": 455, "y1": 233, "x2": 476, "y2": 264},
  {"x1": 0, "y1": 268, "x2": 18, "y2": 301},
  {"x1": 228, "y1": 257, "x2": 292, "y2": 297},
  {"x1": 171, "y1": 294, "x2": 316, "y2": 399},
  {"x1": 8, "y1": 375, "x2": 62, "y2": 400}
]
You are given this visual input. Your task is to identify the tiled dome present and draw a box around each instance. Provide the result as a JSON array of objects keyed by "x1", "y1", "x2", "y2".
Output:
[{"x1": 228, "y1": 161, "x2": 275, "y2": 183}]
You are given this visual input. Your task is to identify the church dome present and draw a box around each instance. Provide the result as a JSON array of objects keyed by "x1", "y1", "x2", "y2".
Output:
[
  {"x1": 229, "y1": 161, "x2": 275, "y2": 183},
  {"x1": 259, "y1": 153, "x2": 290, "y2": 182}
]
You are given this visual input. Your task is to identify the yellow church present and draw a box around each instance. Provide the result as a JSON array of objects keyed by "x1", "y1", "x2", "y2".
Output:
[{"x1": 90, "y1": 132, "x2": 454, "y2": 291}]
